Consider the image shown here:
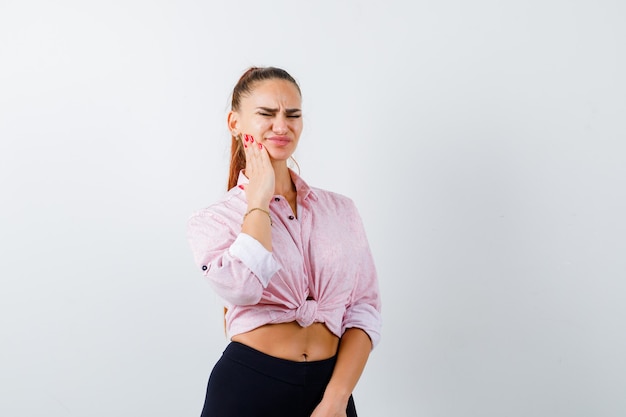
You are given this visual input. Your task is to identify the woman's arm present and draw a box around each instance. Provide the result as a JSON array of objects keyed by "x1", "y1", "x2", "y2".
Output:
[
  {"x1": 241, "y1": 135, "x2": 275, "y2": 251},
  {"x1": 311, "y1": 328, "x2": 372, "y2": 417}
]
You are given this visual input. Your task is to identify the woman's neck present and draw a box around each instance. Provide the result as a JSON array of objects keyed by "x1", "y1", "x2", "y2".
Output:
[{"x1": 273, "y1": 162, "x2": 296, "y2": 197}]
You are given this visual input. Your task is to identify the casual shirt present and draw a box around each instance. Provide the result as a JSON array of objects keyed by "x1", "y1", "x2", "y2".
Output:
[{"x1": 187, "y1": 170, "x2": 382, "y2": 348}]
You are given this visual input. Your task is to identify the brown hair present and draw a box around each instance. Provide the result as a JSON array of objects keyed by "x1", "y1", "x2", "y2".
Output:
[{"x1": 227, "y1": 67, "x2": 301, "y2": 190}]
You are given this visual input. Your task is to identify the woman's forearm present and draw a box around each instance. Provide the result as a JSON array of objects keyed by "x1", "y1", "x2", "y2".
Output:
[
  {"x1": 241, "y1": 203, "x2": 272, "y2": 251},
  {"x1": 323, "y1": 328, "x2": 372, "y2": 403}
]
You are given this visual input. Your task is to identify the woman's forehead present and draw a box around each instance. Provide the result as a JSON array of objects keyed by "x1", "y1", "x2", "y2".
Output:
[{"x1": 244, "y1": 79, "x2": 301, "y2": 106}]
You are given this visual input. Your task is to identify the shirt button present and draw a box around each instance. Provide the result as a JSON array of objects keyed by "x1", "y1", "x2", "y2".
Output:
[
  {"x1": 274, "y1": 197, "x2": 280, "y2": 202},
  {"x1": 288, "y1": 215, "x2": 295, "y2": 220},
  {"x1": 201, "y1": 265, "x2": 208, "y2": 271}
]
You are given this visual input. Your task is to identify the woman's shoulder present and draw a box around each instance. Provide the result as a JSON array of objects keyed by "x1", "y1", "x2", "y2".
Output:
[
  {"x1": 308, "y1": 186, "x2": 359, "y2": 212},
  {"x1": 292, "y1": 170, "x2": 355, "y2": 208},
  {"x1": 188, "y1": 187, "x2": 246, "y2": 225},
  {"x1": 310, "y1": 186, "x2": 351, "y2": 201}
]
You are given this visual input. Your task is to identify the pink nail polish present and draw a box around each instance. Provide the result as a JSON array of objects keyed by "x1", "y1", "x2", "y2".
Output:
[
  {"x1": 258, "y1": 143, "x2": 263, "y2": 149},
  {"x1": 244, "y1": 143, "x2": 248, "y2": 148},
  {"x1": 244, "y1": 135, "x2": 250, "y2": 142},
  {"x1": 250, "y1": 137, "x2": 254, "y2": 143},
  {"x1": 238, "y1": 185, "x2": 244, "y2": 190}
]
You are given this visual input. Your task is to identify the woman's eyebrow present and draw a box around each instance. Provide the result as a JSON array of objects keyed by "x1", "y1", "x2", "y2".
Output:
[{"x1": 256, "y1": 107, "x2": 302, "y2": 114}]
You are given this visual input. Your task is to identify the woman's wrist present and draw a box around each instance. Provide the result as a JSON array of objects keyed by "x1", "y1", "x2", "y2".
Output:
[
  {"x1": 244, "y1": 207, "x2": 273, "y2": 226},
  {"x1": 246, "y1": 201, "x2": 270, "y2": 211},
  {"x1": 322, "y1": 383, "x2": 351, "y2": 404}
]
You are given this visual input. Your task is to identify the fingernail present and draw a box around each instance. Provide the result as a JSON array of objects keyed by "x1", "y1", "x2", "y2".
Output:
[
  {"x1": 244, "y1": 135, "x2": 250, "y2": 142},
  {"x1": 244, "y1": 143, "x2": 248, "y2": 148},
  {"x1": 258, "y1": 143, "x2": 263, "y2": 149},
  {"x1": 238, "y1": 185, "x2": 244, "y2": 190},
  {"x1": 249, "y1": 136, "x2": 254, "y2": 143}
]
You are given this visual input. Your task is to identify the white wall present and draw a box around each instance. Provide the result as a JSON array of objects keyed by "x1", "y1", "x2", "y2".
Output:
[{"x1": 1, "y1": 1, "x2": 625, "y2": 416}]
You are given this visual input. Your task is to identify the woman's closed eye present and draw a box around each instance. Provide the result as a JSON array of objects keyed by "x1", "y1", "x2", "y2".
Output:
[{"x1": 256, "y1": 105, "x2": 302, "y2": 118}]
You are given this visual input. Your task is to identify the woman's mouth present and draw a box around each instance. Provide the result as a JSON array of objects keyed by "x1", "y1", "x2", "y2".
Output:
[{"x1": 267, "y1": 136, "x2": 292, "y2": 146}]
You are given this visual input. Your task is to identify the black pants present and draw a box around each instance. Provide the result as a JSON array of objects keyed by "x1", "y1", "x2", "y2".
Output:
[{"x1": 200, "y1": 342, "x2": 357, "y2": 417}]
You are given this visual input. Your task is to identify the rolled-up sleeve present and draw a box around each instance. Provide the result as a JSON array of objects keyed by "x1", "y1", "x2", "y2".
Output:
[
  {"x1": 341, "y1": 207, "x2": 383, "y2": 349},
  {"x1": 229, "y1": 233, "x2": 280, "y2": 288},
  {"x1": 187, "y1": 211, "x2": 281, "y2": 306}
]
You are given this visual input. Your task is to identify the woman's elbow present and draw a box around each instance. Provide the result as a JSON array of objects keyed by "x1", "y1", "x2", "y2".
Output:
[
  {"x1": 228, "y1": 290, "x2": 263, "y2": 306},
  {"x1": 208, "y1": 278, "x2": 263, "y2": 306}
]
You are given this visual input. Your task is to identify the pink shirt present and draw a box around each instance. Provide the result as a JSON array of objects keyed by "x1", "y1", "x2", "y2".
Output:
[{"x1": 187, "y1": 170, "x2": 382, "y2": 348}]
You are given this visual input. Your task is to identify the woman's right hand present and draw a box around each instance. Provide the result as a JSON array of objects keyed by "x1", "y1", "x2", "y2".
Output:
[
  {"x1": 242, "y1": 134, "x2": 275, "y2": 208},
  {"x1": 239, "y1": 134, "x2": 274, "y2": 251}
]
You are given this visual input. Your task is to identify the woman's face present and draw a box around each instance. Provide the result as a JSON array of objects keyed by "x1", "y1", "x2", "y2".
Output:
[{"x1": 229, "y1": 79, "x2": 303, "y2": 162}]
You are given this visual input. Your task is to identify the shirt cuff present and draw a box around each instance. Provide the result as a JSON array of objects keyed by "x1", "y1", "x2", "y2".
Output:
[
  {"x1": 228, "y1": 233, "x2": 281, "y2": 288},
  {"x1": 343, "y1": 304, "x2": 382, "y2": 349}
]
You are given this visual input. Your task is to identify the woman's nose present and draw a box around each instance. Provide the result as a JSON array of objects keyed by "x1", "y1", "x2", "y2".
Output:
[{"x1": 273, "y1": 115, "x2": 289, "y2": 134}]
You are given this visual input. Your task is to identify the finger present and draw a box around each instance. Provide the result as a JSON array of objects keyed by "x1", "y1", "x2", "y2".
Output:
[
  {"x1": 243, "y1": 134, "x2": 263, "y2": 176},
  {"x1": 243, "y1": 134, "x2": 255, "y2": 168},
  {"x1": 256, "y1": 142, "x2": 272, "y2": 168},
  {"x1": 250, "y1": 137, "x2": 266, "y2": 162}
]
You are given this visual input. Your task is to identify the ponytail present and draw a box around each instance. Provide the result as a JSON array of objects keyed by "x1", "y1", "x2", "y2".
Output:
[{"x1": 227, "y1": 134, "x2": 245, "y2": 190}]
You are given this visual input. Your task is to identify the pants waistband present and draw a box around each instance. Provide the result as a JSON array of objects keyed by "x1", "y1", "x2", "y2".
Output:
[{"x1": 222, "y1": 342, "x2": 337, "y2": 386}]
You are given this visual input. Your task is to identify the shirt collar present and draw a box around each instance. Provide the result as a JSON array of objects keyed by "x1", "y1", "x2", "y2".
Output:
[
  {"x1": 236, "y1": 170, "x2": 249, "y2": 185},
  {"x1": 289, "y1": 168, "x2": 318, "y2": 202}
]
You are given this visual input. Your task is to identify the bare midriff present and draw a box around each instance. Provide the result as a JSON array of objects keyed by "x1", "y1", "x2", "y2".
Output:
[{"x1": 232, "y1": 321, "x2": 339, "y2": 362}]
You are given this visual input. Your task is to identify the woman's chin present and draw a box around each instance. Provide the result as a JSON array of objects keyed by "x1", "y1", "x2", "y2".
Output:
[{"x1": 267, "y1": 149, "x2": 295, "y2": 163}]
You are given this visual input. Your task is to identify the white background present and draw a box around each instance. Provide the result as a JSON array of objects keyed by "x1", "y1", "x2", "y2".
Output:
[{"x1": 1, "y1": 1, "x2": 625, "y2": 416}]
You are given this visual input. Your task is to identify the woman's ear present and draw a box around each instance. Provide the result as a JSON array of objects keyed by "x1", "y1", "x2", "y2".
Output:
[{"x1": 227, "y1": 111, "x2": 239, "y2": 132}]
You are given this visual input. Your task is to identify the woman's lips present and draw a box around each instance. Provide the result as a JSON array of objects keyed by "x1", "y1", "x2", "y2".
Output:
[{"x1": 267, "y1": 136, "x2": 291, "y2": 146}]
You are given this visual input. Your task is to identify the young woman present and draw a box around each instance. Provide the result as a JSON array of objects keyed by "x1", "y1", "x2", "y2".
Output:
[{"x1": 188, "y1": 67, "x2": 382, "y2": 417}]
